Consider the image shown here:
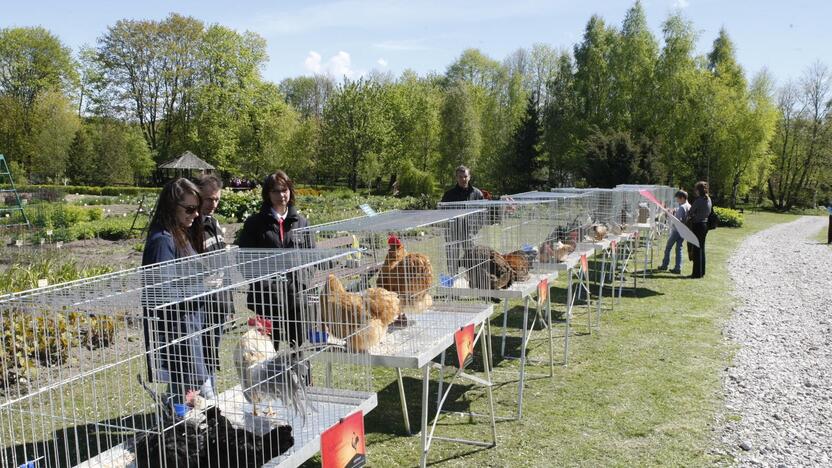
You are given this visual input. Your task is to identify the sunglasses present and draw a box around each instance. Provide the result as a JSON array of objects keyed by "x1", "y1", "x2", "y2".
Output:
[{"x1": 178, "y1": 204, "x2": 199, "y2": 215}]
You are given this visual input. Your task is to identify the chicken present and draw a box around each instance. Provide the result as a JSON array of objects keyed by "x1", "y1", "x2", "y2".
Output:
[
  {"x1": 607, "y1": 222, "x2": 627, "y2": 235},
  {"x1": 376, "y1": 235, "x2": 434, "y2": 315},
  {"x1": 320, "y1": 274, "x2": 400, "y2": 351},
  {"x1": 587, "y1": 224, "x2": 608, "y2": 242},
  {"x1": 233, "y1": 317, "x2": 309, "y2": 420},
  {"x1": 463, "y1": 245, "x2": 514, "y2": 290},
  {"x1": 540, "y1": 239, "x2": 576, "y2": 263},
  {"x1": 503, "y1": 248, "x2": 538, "y2": 282}
]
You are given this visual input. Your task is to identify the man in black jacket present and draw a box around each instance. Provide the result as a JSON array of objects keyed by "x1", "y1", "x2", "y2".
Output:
[
  {"x1": 441, "y1": 165, "x2": 484, "y2": 203},
  {"x1": 441, "y1": 165, "x2": 484, "y2": 274}
]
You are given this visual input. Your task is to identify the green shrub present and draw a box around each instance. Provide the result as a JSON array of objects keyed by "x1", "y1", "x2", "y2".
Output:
[
  {"x1": 215, "y1": 190, "x2": 261, "y2": 222},
  {"x1": 0, "y1": 258, "x2": 113, "y2": 294},
  {"x1": 398, "y1": 162, "x2": 437, "y2": 197},
  {"x1": 713, "y1": 206, "x2": 743, "y2": 228},
  {"x1": 29, "y1": 204, "x2": 106, "y2": 230},
  {"x1": 91, "y1": 218, "x2": 135, "y2": 240},
  {"x1": 403, "y1": 193, "x2": 437, "y2": 210}
]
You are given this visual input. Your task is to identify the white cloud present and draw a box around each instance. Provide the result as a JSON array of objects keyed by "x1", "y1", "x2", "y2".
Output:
[
  {"x1": 303, "y1": 50, "x2": 356, "y2": 78},
  {"x1": 673, "y1": 0, "x2": 690, "y2": 9},
  {"x1": 303, "y1": 51, "x2": 322, "y2": 73},
  {"x1": 377, "y1": 58, "x2": 388, "y2": 67}
]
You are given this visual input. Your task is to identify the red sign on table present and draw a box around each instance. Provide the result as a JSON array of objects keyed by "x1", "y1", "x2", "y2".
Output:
[
  {"x1": 580, "y1": 254, "x2": 588, "y2": 273},
  {"x1": 321, "y1": 411, "x2": 367, "y2": 468},
  {"x1": 455, "y1": 324, "x2": 475, "y2": 368}
]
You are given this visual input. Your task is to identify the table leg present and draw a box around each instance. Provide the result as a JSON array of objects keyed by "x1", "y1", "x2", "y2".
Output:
[
  {"x1": 396, "y1": 368, "x2": 411, "y2": 435},
  {"x1": 419, "y1": 365, "x2": 430, "y2": 468},
  {"x1": 517, "y1": 296, "x2": 529, "y2": 419},
  {"x1": 500, "y1": 298, "x2": 509, "y2": 357}
]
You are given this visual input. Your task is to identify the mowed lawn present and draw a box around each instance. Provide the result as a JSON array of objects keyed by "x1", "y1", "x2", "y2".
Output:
[{"x1": 302, "y1": 211, "x2": 797, "y2": 467}]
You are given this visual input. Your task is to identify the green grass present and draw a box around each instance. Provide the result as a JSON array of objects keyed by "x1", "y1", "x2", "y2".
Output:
[{"x1": 347, "y1": 211, "x2": 794, "y2": 467}]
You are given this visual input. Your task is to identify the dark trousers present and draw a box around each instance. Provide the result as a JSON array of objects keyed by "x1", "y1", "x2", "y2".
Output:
[{"x1": 690, "y1": 222, "x2": 708, "y2": 278}]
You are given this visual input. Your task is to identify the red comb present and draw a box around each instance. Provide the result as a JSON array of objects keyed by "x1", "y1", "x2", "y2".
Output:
[
  {"x1": 387, "y1": 235, "x2": 402, "y2": 246},
  {"x1": 248, "y1": 316, "x2": 273, "y2": 334}
]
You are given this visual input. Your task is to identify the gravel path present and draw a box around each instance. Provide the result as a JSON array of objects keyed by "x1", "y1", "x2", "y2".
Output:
[{"x1": 722, "y1": 216, "x2": 832, "y2": 467}]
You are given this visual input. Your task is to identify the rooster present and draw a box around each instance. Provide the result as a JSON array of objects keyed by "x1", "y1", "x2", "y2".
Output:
[
  {"x1": 376, "y1": 235, "x2": 434, "y2": 318},
  {"x1": 320, "y1": 274, "x2": 400, "y2": 351},
  {"x1": 233, "y1": 317, "x2": 309, "y2": 420}
]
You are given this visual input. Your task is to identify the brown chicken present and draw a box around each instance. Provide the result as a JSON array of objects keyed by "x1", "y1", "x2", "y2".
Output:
[
  {"x1": 376, "y1": 235, "x2": 434, "y2": 315},
  {"x1": 320, "y1": 274, "x2": 400, "y2": 351},
  {"x1": 463, "y1": 245, "x2": 514, "y2": 290},
  {"x1": 589, "y1": 224, "x2": 608, "y2": 242},
  {"x1": 503, "y1": 249, "x2": 538, "y2": 282},
  {"x1": 540, "y1": 239, "x2": 576, "y2": 263}
]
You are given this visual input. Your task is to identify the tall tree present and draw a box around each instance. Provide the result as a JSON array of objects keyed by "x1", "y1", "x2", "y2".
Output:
[
  {"x1": 609, "y1": 1, "x2": 659, "y2": 133},
  {"x1": 501, "y1": 94, "x2": 545, "y2": 193},
  {"x1": 438, "y1": 82, "x2": 481, "y2": 180},
  {"x1": 321, "y1": 78, "x2": 392, "y2": 190},
  {"x1": 0, "y1": 26, "x2": 77, "y2": 174},
  {"x1": 95, "y1": 14, "x2": 203, "y2": 160},
  {"x1": 573, "y1": 15, "x2": 618, "y2": 130},
  {"x1": 542, "y1": 52, "x2": 580, "y2": 186}
]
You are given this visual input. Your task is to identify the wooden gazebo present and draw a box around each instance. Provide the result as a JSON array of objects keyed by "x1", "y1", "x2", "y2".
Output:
[{"x1": 158, "y1": 151, "x2": 215, "y2": 181}]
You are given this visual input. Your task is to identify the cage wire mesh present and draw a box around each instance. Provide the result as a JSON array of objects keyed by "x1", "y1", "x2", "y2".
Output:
[
  {"x1": 503, "y1": 191, "x2": 601, "y2": 261},
  {"x1": 615, "y1": 185, "x2": 667, "y2": 226},
  {"x1": 292, "y1": 209, "x2": 496, "y2": 364},
  {"x1": 436, "y1": 198, "x2": 562, "y2": 282},
  {"x1": 1, "y1": 247, "x2": 376, "y2": 468}
]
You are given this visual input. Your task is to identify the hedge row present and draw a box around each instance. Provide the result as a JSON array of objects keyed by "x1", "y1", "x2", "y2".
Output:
[
  {"x1": 713, "y1": 206, "x2": 743, "y2": 228},
  {"x1": 9, "y1": 184, "x2": 161, "y2": 197}
]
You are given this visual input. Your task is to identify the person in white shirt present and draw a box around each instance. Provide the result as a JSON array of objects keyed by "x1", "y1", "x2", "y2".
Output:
[{"x1": 658, "y1": 190, "x2": 691, "y2": 274}]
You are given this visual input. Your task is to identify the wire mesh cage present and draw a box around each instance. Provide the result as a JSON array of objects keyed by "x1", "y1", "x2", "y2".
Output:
[
  {"x1": 503, "y1": 191, "x2": 600, "y2": 262},
  {"x1": 615, "y1": 185, "x2": 668, "y2": 226},
  {"x1": 295, "y1": 209, "x2": 498, "y2": 464},
  {"x1": 436, "y1": 198, "x2": 562, "y2": 282},
  {"x1": 1, "y1": 247, "x2": 376, "y2": 468},
  {"x1": 293, "y1": 209, "x2": 495, "y2": 365},
  {"x1": 546, "y1": 188, "x2": 629, "y2": 232}
]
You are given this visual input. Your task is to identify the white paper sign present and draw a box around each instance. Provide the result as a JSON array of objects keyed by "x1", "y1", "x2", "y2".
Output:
[{"x1": 359, "y1": 204, "x2": 377, "y2": 216}]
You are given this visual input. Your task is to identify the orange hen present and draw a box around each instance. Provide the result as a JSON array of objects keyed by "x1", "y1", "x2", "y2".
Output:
[
  {"x1": 376, "y1": 235, "x2": 434, "y2": 314},
  {"x1": 320, "y1": 274, "x2": 400, "y2": 351}
]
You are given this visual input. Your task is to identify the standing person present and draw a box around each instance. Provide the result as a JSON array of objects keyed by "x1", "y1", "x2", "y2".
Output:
[
  {"x1": 440, "y1": 165, "x2": 484, "y2": 203},
  {"x1": 238, "y1": 171, "x2": 315, "y2": 347},
  {"x1": 142, "y1": 178, "x2": 216, "y2": 403},
  {"x1": 658, "y1": 190, "x2": 691, "y2": 274},
  {"x1": 191, "y1": 174, "x2": 229, "y2": 397},
  {"x1": 193, "y1": 174, "x2": 226, "y2": 252},
  {"x1": 441, "y1": 165, "x2": 485, "y2": 274},
  {"x1": 687, "y1": 181, "x2": 712, "y2": 279}
]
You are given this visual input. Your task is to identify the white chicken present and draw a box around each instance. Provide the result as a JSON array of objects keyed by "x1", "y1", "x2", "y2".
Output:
[{"x1": 233, "y1": 316, "x2": 309, "y2": 420}]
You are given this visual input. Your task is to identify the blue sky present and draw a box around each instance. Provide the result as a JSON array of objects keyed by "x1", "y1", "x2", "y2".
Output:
[{"x1": 4, "y1": 0, "x2": 830, "y2": 86}]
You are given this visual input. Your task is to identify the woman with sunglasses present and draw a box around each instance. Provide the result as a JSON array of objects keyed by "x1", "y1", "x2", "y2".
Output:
[
  {"x1": 141, "y1": 178, "x2": 218, "y2": 404},
  {"x1": 238, "y1": 171, "x2": 315, "y2": 348}
]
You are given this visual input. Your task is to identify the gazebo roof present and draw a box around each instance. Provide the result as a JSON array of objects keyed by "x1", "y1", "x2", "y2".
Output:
[{"x1": 158, "y1": 151, "x2": 214, "y2": 170}]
